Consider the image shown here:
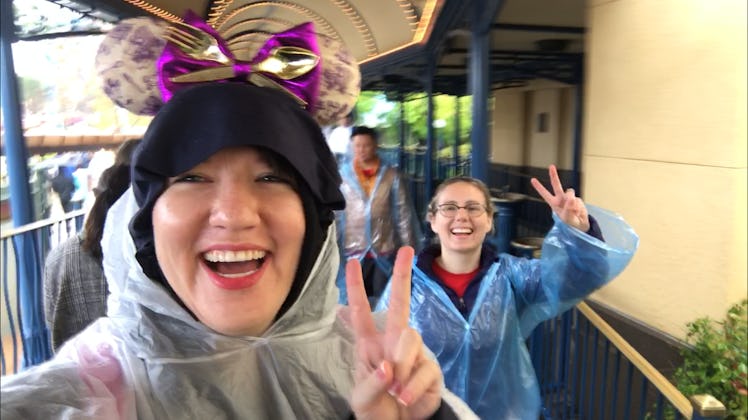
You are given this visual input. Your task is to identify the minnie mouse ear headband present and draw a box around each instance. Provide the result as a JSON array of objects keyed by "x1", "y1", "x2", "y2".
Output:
[{"x1": 95, "y1": 11, "x2": 361, "y2": 126}]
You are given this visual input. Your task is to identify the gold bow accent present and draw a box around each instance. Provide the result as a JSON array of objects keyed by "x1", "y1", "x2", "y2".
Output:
[
  {"x1": 159, "y1": 16, "x2": 322, "y2": 106},
  {"x1": 170, "y1": 46, "x2": 319, "y2": 83}
]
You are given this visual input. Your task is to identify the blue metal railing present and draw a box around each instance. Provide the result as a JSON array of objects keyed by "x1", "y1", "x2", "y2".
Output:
[
  {"x1": 528, "y1": 302, "x2": 725, "y2": 420},
  {"x1": 379, "y1": 145, "x2": 400, "y2": 167},
  {"x1": 401, "y1": 148, "x2": 471, "y2": 219},
  {"x1": 399, "y1": 148, "x2": 472, "y2": 179},
  {"x1": 1, "y1": 209, "x2": 85, "y2": 375}
]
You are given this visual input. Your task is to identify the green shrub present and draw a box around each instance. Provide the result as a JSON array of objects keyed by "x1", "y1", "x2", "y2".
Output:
[{"x1": 673, "y1": 299, "x2": 748, "y2": 420}]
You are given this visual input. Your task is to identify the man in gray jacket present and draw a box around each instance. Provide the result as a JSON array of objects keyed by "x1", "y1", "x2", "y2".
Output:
[{"x1": 336, "y1": 126, "x2": 420, "y2": 305}]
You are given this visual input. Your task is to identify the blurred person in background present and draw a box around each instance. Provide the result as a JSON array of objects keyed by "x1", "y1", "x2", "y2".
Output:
[
  {"x1": 336, "y1": 125, "x2": 420, "y2": 306},
  {"x1": 326, "y1": 113, "x2": 354, "y2": 164},
  {"x1": 84, "y1": 148, "x2": 118, "y2": 211},
  {"x1": 44, "y1": 139, "x2": 140, "y2": 352},
  {"x1": 50, "y1": 165, "x2": 75, "y2": 213}
]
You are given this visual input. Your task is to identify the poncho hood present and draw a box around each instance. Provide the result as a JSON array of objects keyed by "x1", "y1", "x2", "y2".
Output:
[{"x1": 100, "y1": 190, "x2": 355, "y2": 417}]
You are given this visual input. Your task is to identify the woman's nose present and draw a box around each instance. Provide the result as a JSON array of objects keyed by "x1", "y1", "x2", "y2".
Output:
[
  {"x1": 208, "y1": 182, "x2": 260, "y2": 229},
  {"x1": 454, "y1": 207, "x2": 470, "y2": 220}
]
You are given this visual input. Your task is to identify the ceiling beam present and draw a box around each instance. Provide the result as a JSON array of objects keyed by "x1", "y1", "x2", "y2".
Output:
[
  {"x1": 18, "y1": 30, "x2": 106, "y2": 42},
  {"x1": 45, "y1": 0, "x2": 144, "y2": 22},
  {"x1": 491, "y1": 23, "x2": 585, "y2": 34},
  {"x1": 445, "y1": 47, "x2": 582, "y2": 59}
]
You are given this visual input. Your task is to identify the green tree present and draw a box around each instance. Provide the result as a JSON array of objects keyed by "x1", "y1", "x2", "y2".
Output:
[
  {"x1": 355, "y1": 91, "x2": 385, "y2": 122},
  {"x1": 18, "y1": 76, "x2": 48, "y2": 115},
  {"x1": 358, "y1": 91, "x2": 472, "y2": 154}
]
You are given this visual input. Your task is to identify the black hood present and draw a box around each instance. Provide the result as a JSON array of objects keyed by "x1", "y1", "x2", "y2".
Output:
[{"x1": 128, "y1": 82, "x2": 344, "y2": 317}]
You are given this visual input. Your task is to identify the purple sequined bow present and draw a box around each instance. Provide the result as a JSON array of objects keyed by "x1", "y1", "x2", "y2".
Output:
[{"x1": 157, "y1": 11, "x2": 320, "y2": 110}]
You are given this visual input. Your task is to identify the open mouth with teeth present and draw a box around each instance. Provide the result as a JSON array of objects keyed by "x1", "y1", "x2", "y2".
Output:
[
  {"x1": 450, "y1": 227, "x2": 474, "y2": 236},
  {"x1": 203, "y1": 249, "x2": 267, "y2": 278}
]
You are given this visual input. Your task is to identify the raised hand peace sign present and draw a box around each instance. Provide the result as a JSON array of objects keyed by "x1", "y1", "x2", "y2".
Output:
[
  {"x1": 531, "y1": 164, "x2": 590, "y2": 232},
  {"x1": 346, "y1": 246, "x2": 443, "y2": 419}
]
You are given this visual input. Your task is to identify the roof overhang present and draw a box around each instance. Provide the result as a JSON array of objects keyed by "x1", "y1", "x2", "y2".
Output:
[{"x1": 26, "y1": 0, "x2": 585, "y2": 96}]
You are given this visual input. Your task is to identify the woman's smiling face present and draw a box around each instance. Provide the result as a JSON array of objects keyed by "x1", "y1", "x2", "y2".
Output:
[
  {"x1": 429, "y1": 181, "x2": 493, "y2": 253},
  {"x1": 152, "y1": 147, "x2": 305, "y2": 337}
]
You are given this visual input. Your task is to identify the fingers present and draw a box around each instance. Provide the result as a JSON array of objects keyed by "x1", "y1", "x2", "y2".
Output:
[
  {"x1": 346, "y1": 258, "x2": 377, "y2": 340},
  {"x1": 385, "y1": 247, "x2": 414, "y2": 338},
  {"x1": 531, "y1": 165, "x2": 565, "y2": 208},
  {"x1": 567, "y1": 195, "x2": 589, "y2": 230},
  {"x1": 564, "y1": 188, "x2": 576, "y2": 204},
  {"x1": 563, "y1": 189, "x2": 581, "y2": 216},
  {"x1": 577, "y1": 197, "x2": 589, "y2": 220},
  {"x1": 350, "y1": 360, "x2": 394, "y2": 414},
  {"x1": 391, "y1": 328, "x2": 423, "y2": 389},
  {"x1": 348, "y1": 247, "x2": 442, "y2": 419},
  {"x1": 396, "y1": 356, "x2": 441, "y2": 408},
  {"x1": 549, "y1": 164, "x2": 565, "y2": 196},
  {"x1": 530, "y1": 177, "x2": 554, "y2": 205},
  {"x1": 559, "y1": 189, "x2": 590, "y2": 231},
  {"x1": 352, "y1": 330, "x2": 441, "y2": 412},
  {"x1": 558, "y1": 189, "x2": 575, "y2": 223},
  {"x1": 390, "y1": 329, "x2": 441, "y2": 409}
]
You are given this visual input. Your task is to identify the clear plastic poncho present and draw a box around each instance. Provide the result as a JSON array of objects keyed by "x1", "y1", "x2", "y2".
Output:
[
  {"x1": 1, "y1": 189, "x2": 478, "y2": 419},
  {"x1": 376, "y1": 205, "x2": 639, "y2": 420},
  {"x1": 336, "y1": 160, "x2": 420, "y2": 301},
  {"x1": 337, "y1": 160, "x2": 420, "y2": 259}
]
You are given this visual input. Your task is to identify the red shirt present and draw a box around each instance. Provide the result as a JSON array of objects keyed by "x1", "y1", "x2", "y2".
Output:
[
  {"x1": 432, "y1": 262, "x2": 480, "y2": 298},
  {"x1": 353, "y1": 158, "x2": 380, "y2": 197}
]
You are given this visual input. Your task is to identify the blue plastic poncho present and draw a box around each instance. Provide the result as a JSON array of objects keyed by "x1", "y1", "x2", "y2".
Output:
[{"x1": 377, "y1": 205, "x2": 639, "y2": 420}]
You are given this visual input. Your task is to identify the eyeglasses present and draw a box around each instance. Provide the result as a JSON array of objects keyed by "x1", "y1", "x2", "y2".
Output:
[{"x1": 435, "y1": 203, "x2": 487, "y2": 218}]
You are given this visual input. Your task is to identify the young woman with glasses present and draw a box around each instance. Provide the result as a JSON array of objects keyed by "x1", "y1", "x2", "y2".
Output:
[{"x1": 377, "y1": 168, "x2": 639, "y2": 419}]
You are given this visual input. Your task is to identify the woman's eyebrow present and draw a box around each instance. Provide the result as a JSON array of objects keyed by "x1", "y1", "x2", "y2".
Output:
[{"x1": 440, "y1": 200, "x2": 482, "y2": 205}]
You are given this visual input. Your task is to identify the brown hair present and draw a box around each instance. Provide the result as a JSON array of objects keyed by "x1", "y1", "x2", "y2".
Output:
[{"x1": 81, "y1": 139, "x2": 140, "y2": 259}]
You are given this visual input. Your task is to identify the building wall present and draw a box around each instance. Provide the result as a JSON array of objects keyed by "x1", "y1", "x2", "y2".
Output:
[
  {"x1": 490, "y1": 82, "x2": 577, "y2": 170},
  {"x1": 558, "y1": 88, "x2": 575, "y2": 170},
  {"x1": 527, "y1": 89, "x2": 561, "y2": 168},
  {"x1": 584, "y1": 0, "x2": 747, "y2": 339},
  {"x1": 490, "y1": 90, "x2": 525, "y2": 165}
]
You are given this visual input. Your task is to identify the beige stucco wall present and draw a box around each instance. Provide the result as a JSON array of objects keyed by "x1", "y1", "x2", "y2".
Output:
[
  {"x1": 490, "y1": 83, "x2": 577, "y2": 169},
  {"x1": 527, "y1": 89, "x2": 561, "y2": 167},
  {"x1": 584, "y1": 0, "x2": 747, "y2": 339},
  {"x1": 558, "y1": 88, "x2": 575, "y2": 169},
  {"x1": 490, "y1": 90, "x2": 525, "y2": 165}
]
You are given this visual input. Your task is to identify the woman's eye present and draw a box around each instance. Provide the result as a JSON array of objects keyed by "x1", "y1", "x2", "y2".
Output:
[
  {"x1": 257, "y1": 174, "x2": 288, "y2": 184},
  {"x1": 172, "y1": 174, "x2": 205, "y2": 183}
]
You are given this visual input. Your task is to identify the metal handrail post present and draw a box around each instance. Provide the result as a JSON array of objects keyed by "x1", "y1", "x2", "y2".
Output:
[{"x1": 1, "y1": 0, "x2": 52, "y2": 368}]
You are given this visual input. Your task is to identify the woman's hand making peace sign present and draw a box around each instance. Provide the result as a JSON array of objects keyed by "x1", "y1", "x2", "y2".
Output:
[
  {"x1": 346, "y1": 246, "x2": 443, "y2": 419},
  {"x1": 531, "y1": 164, "x2": 590, "y2": 232}
]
